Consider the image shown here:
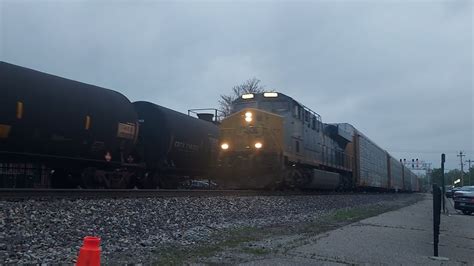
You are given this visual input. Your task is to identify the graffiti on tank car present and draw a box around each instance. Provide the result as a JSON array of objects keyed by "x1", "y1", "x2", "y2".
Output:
[{"x1": 174, "y1": 141, "x2": 200, "y2": 152}]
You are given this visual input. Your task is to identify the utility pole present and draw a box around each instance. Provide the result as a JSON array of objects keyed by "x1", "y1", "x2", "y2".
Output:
[
  {"x1": 441, "y1": 154, "x2": 446, "y2": 213},
  {"x1": 457, "y1": 151, "x2": 465, "y2": 186},
  {"x1": 466, "y1": 159, "x2": 473, "y2": 186}
]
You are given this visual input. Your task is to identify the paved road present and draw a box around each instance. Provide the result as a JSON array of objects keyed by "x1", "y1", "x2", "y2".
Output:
[{"x1": 243, "y1": 194, "x2": 473, "y2": 265}]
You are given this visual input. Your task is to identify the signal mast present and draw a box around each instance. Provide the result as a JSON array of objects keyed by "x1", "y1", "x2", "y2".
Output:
[{"x1": 400, "y1": 158, "x2": 432, "y2": 190}]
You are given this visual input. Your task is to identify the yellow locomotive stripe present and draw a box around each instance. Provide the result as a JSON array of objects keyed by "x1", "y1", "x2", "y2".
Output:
[
  {"x1": 85, "y1": 115, "x2": 91, "y2": 130},
  {"x1": 16, "y1": 101, "x2": 23, "y2": 119},
  {"x1": 0, "y1": 124, "x2": 11, "y2": 139}
]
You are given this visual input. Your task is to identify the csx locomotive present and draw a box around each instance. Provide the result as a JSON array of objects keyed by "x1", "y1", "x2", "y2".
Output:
[
  {"x1": 0, "y1": 61, "x2": 218, "y2": 189},
  {"x1": 216, "y1": 92, "x2": 420, "y2": 191}
]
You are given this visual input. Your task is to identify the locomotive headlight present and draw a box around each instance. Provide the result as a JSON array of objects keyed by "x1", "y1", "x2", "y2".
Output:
[
  {"x1": 263, "y1": 92, "x2": 278, "y2": 98},
  {"x1": 245, "y1": 112, "x2": 253, "y2": 122},
  {"x1": 221, "y1": 143, "x2": 229, "y2": 150},
  {"x1": 242, "y1": 93, "x2": 254, "y2": 99},
  {"x1": 254, "y1": 142, "x2": 263, "y2": 149}
]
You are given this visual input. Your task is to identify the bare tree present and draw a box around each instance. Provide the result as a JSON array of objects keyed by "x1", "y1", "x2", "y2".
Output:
[{"x1": 219, "y1": 77, "x2": 265, "y2": 117}]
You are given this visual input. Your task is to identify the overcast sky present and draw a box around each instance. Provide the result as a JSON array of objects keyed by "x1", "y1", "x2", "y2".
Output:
[{"x1": 1, "y1": 0, "x2": 472, "y2": 172}]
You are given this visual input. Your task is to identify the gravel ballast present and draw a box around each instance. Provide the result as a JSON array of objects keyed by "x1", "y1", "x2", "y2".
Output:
[{"x1": 0, "y1": 193, "x2": 420, "y2": 264}]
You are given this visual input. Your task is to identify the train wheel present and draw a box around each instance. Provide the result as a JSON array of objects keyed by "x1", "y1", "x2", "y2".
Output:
[
  {"x1": 140, "y1": 171, "x2": 160, "y2": 189},
  {"x1": 126, "y1": 174, "x2": 138, "y2": 189},
  {"x1": 159, "y1": 175, "x2": 182, "y2": 189},
  {"x1": 283, "y1": 168, "x2": 304, "y2": 188},
  {"x1": 51, "y1": 169, "x2": 76, "y2": 188},
  {"x1": 102, "y1": 172, "x2": 131, "y2": 189}
]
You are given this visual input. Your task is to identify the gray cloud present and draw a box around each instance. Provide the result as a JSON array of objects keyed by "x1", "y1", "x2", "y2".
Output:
[{"x1": 1, "y1": 0, "x2": 472, "y2": 170}]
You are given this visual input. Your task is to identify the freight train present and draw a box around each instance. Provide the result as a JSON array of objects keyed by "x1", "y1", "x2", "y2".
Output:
[
  {"x1": 1, "y1": 61, "x2": 420, "y2": 191},
  {"x1": 215, "y1": 92, "x2": 420, "y2": 191},
  {"x1": 0, "y1": 62, "x2": 219, "y2": 189}
]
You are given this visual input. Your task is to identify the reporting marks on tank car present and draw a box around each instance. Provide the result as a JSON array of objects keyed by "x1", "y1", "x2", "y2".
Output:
[{"x1": 117, "y1": 122, "x2": 137, "y2": 140}]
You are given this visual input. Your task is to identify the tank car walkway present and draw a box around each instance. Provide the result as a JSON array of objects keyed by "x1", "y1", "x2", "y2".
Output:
[{"x1": 244, "y1": 194, "x2": 474, "y2": 265}]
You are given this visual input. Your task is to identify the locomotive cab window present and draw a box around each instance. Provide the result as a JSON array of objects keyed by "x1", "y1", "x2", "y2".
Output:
[
  {"x1": 293, "y1": 103, "x2": 302, "y2": 120},
  {"x1": 232, "y1": 101, "x2": 257, "y2": 113},
  {"x1": 260, "y1": 101, "x2": 289, "y2": 114}
]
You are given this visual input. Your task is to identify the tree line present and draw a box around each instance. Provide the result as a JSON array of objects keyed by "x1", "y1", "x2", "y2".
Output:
[
  {"x1": 431, "y1": 167, "x2": 474, "y2": 187},
  {"x1": 218, "y1": 77, "x2": 268, "y2": 117}
]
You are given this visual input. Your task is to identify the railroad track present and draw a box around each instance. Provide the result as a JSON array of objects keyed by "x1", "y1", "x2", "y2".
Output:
[{"x1": 0, "y1": 188, "x2": 330, "y2": 200}]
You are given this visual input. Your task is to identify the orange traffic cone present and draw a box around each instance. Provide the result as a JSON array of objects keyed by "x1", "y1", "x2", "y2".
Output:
[{"x1": 76, "y1": 236, "x2": 101, "y2": 266}]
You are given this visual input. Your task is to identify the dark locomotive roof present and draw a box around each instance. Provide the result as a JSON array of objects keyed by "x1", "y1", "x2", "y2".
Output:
[
  {"x1": 232, "y1": 92, "x2": 305, "y2": 110},
  {"x1": 231, "y1": 92, "x2": 322, "y2": 120},
  {"x1": 232, "y1": 92, "x2": 294, "y2": 104}
]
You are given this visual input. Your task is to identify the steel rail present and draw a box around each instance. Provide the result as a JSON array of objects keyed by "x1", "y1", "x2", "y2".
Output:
[{"x1": 0, "y1": 189, "x2": 331, "y2": 200}]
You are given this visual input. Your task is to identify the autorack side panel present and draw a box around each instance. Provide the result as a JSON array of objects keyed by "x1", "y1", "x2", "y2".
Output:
[
  {"x1": 411, "y1": 171, "x2": 416, "y2": 192},
  {"x1": 335, "y1": 123, "x2": 388, "y2": 189},
  {"x1": 356, "y1": 133, "x2": 388, "y2": 188},
  {"x1": 389, "y1": 156, "x2": 403, "y2": 191},
  {"x1": 0, "y1": 61, "x2": 138, "y2": 165},
  {"x1": 343, "y1": 140, "x2": 356, "y2": 185},
  {"x1": 410, "y1": 171, "x2": 418, "y2": 192},
  {"x1": 402, "y1": 165, "x2": 412, "y2": 191}
]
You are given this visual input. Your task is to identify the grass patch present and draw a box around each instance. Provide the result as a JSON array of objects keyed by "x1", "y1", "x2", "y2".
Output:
[
  {"x1": 331, "y1": 206, "x2": 390, "y2": 222},
  {"x1": 155, "y1": 226, "x2": 266, "y2": 265},
  {"x1": 299, "y1": 199, "x2": 424, "y2": 238},
  {"x1": 241, "y1": 247, "x2": 271, "y2": 255}
]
